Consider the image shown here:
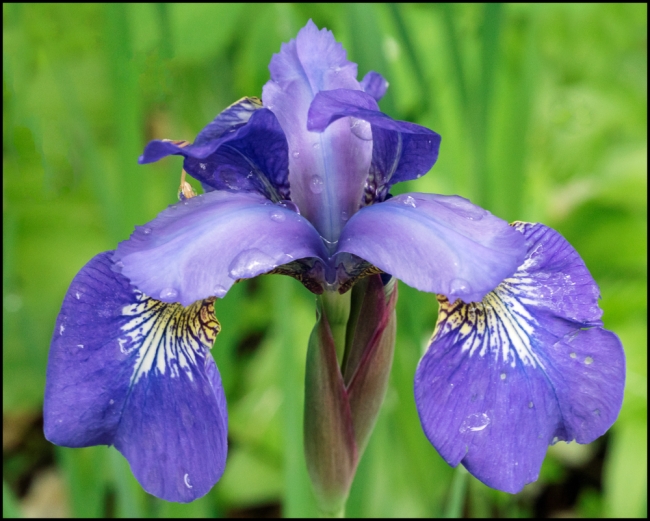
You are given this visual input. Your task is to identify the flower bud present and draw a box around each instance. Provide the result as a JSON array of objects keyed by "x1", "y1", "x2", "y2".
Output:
[{"x1": 303, "y1": 274, "x2": 398, "y2": 515}]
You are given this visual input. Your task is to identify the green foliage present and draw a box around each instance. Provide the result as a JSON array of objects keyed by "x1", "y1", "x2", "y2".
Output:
[{"x1": 3, "y1": 3, "x2": 646, "y2": 517}]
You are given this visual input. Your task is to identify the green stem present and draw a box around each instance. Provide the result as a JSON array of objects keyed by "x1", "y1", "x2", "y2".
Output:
[
  {"x1": 319, "y1": 290, "x2": 351, "y2": 365},
  {"x1": 319, "y1": 505, "x2": 345, "y2": 518},
  {"x1": 444, "y1": 465, "x2": 468, "y2": 518}
]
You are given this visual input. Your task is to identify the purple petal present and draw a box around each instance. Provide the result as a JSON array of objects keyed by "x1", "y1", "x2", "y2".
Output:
[
  {"x1": 308, "y1": 89, "x2": 441, "y2": 202},
  {"x1": 336, "y1": 193, "x2": 526, "y2": 302},
  {"x1": 44, "y1": 252, "x2": 227, "y2": 502},
  {"x1": 360, "y1": 71, "x2": 388, "y2": 101},
  {"x1": 140, "y1": 101, "x2": 290, "y2": 201},
  {"x1": 183, "y1": 109, "x2": 290, "y2": 201},
  {"x1": 114, "y1": 190, "x2": 329, "y2": 306},
  {"x1": 262, "y1": 20, "x2": 372, "y2": 242},
  {"x1": 414, "y1": 223, "x2": 625, "y2": 493},
  {"x1": 139, "y1": 97, "x2": 261, "y2": 163}
]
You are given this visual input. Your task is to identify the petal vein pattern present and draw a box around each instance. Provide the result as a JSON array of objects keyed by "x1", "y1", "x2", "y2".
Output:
[
  {"x1": 120, "y1": 291, "x2": 219, "y2": 384},
  {"x1": 437, "y1": 289, "x2": 543, "y2": 369},
  {"x1": 414, "y1": 222, "x2": 625, "y2": 493}
]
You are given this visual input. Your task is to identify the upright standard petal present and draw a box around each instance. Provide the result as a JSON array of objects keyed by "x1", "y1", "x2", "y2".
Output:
[
  {"x1": 336, "y1": 193, "x2": 526, "y2": 303},
  {"x1": 414, "y1": 223, "x2": 625, "y2": 493},
  {"x1": 308, "y1": 89, "x2": 441, "y2": 202},
  {"x1": 44, "y1": 252, "x2": 227, "y2": 502},
  {"x1": 262, "y1": 20, "x2": 372, "y2": 243},
  {"x1": 140, "y1": 102, "x2": 290, "y2": 201},
  {"x1": 114, "y1": 190, "x2": 329, "y2": 306}
]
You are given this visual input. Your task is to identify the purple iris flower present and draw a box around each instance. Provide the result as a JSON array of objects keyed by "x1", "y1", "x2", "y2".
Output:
[{"x1": 44, "y1": 20, "x2": 625, "y2": 503}]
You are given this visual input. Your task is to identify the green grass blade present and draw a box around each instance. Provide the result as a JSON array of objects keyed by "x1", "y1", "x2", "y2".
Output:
[{"x1": 444, "y1": 465, "x2": 468, "y2": 518}]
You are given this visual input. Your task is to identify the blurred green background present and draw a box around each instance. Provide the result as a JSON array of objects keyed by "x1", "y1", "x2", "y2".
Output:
[{"x1": 3, "y1": 3, "x2": 646, "y2": 518}]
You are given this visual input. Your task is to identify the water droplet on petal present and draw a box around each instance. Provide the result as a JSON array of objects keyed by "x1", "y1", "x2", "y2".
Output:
[
  {"x1": 292, "y1": 151, "x2": 300, "y2": 158},
  {"x1": 143, "y1": 227, "x2": 152, "y2": 235},
  {"x1": 341, "y1": 210, "x2": 350, "y2": 222},
  {"x1": 500, "y1": 372, "x2": 506, "y2": 380},
  {"x1": 584, "y1": 356, "x2": 593, "y2": 365},
  {"x1": 115, "y1": 261, "x2": 124, "y2": 269},
  {"x1": 228, "y1": 249, "x2": 276, "y2": 279},
  {"x1": 278, "y1": 200, "x2": 300, "y2": 214},
  {"x1": 350, "y1": 118, "x2": 372, "y2": 140},
  {"x1": 552, "y1": 436, "x2": 560, "y2": 445},
  {"x1": 528, "y1": 401, "x2": 534, "y2": 408},
  {"x1": 593, "y1": 408, "x2": 600, "y2": 416},
  {"x1": 184, "y1": 473, "x2": 193, "y2": 489},
  {"x1": 449, "y1": 278, "x2": 472, "y2": 296},
  {"x1": 199, "y1": 163, "x2": 207, "y2": 170},
  {"x1": 460, "y1": 413, "x2": 490, "y2": 433},
  {"x1": 159, "y1": 287, "x2": 178, "y2": 300},
  {"x1": 402, "y1": 195, "x2": 417, "y2": 208},
  {"x1": 312, "y1": 142, "x2": 320, "y2": 149},
  {"x1": 310, "y1": 175, "x2": 324, "y2": 194},
  {"x1": 109, "y1": 399, "x2": 115, "y2": 405},
  {"x1": 212, "y1": 284, "x2": 227, "y2": 298},
  {"x1": 570, "y1": 352, "x2": 577, "y2": 359},
  {"x1": 440, "y1": 196, "x2": 487, "y2": 220},
  {"x1": 270, "y1": 209, "x2": 286, "y2": 222}
]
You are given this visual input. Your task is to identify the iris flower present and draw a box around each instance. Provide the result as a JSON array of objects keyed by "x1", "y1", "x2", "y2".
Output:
[{"x1": 44, "y1": 20, "x2": 625, "y2": 506}]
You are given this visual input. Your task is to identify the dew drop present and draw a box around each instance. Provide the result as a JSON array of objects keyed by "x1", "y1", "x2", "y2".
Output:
[
  {"x1": 228, "y1": 249, "x2": 276, "y2": 279},
  {"x1": 212, "y1": 285, "x2": 227, "y2": 298},
  {"x1": 75, "y1": 292, "x2": 81, "y2": 299},
  {"x1": 109, "y1": 399, "x2": 115, "y2": 405},
  {"x1": 552, "y1": 436, "x2": 559, "y2": 445},
  {"x1": 350, "y1": 118, "x2": 372, "y2": 140},
  {"x1": 77, "y1": 344, "x2": 84, "y2": 349},
  {"x1": 312, "y1": 142, "x2": 320, "y2": 149},
  {"x1": 199, "y1": 163, "x2": 207, "y2": 170},
  {"x1": 528, "y1": 401, "x2": 534, "y2": 408},
  {"x1": 593, "y1": 408, "x2": 600, "y2": 416},
  {"x1": 449, "y1": 278, "x2": 472, "y2": 296},
  {"x1": 292, "y1": 151, "x2": 300, "y2": 158},
  {"x1": 341, "y1": 210, "x2": 350, "y2": 222},
  {"x1": 143, "y1": 227, "x2": 152, "y2": 235},
  {"x1": 270, "y1": 209, "x2": 286, "y2": 222},
  {"x1": 459, "y1": 413, "x2": 490, "y2": 433},
  {"x1": 584, "y1": 356, "x2": 593, "y2": 365},
  {"x1": 570, "y1": 352, "x2": 577, "y2": 359},
  {"x1": 184, "y1": 473, "x2": 193, "y2": 489},
  {"x1": 277, "y1": 200, "x2": 299, "y2": 214},
  {"x1": 500, "y1": 372, "x2": 506, "y2": 380},
  {"x1": 60, "y1": 325, "x2": 65, "y2": 335},
  {"x1": 403, "y1": 195, "x2": 417, "y2": 208},
  {"x1": 159, "y1": 287, "x2": 178, "y2": 300},
  {"x1": 310, "y1": 175, "x2": 324, "y2": 194},
  {"x1": 115, "y1": 261, "x2": 124, "y2": 269},
  {"x1": 440, "y1": 196, "x2": 487, "y2": 220}
]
